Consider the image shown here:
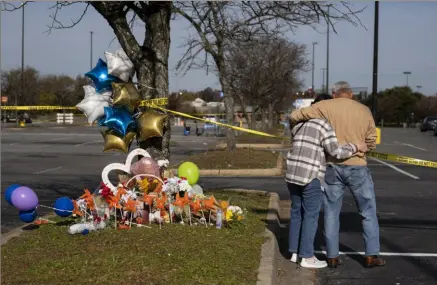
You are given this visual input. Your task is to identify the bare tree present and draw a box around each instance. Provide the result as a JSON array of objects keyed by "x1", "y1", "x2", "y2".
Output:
[
  {"x1": 173, "y1": 1, "x2": 365, "y2": 150},
  {"x1": 1, "y1": 67, "x2": 40, "y2": 106},
  {"x1": 3, "y1": 1, "x2": 172, "y2": 160},
  {"x1": 38, "y1": 74, "x2": 76, "y2": 106},
  {"x1": 224, "y1": 37, "x2": 307, "y2": 130}
]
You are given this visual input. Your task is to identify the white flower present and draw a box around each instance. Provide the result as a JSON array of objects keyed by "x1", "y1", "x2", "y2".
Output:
[
  {"x1": 228, "y1": 205, "x2": 243, "y2": 215},
  {"x1": 179, "y1": 179, "x2": 193, "y2": 193},
  {"x1": 157, "y1": 159, "x2": 169, "y2": 168}
]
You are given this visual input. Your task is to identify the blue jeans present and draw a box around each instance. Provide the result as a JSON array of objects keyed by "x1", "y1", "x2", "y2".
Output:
[
  {"x1": 323, "y1": 165, "x2": 380, "y2": 258},
  {"x1": 288, "y1": 179, "x2": 323, "y2": 258}
]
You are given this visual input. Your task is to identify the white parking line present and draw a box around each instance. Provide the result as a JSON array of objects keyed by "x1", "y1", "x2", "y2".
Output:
[
  {"x1": 33, "y1": 166, "x2": 64, "y2": 175},
  {"x1": 370, "y1": 157, "x2": 420, "y2": 180},
  {"x1": 394, "y1": 141, "x2": 427, "y2": 151},
  {"x1": 74, "y1": 140, "x2": 103, "y2": 147},
  {"x1": 314, "y1": 250, "x2": 437, "y2": 257},
  {"x1": 401, "y1": 143, "x2": 427, "y2": 151}
]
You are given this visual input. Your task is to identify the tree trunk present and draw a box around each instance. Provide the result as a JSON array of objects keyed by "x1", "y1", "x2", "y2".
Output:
[
  {"x1": 261, "y1": 109, "x2": 268, "y2": 130},
  {"x1": 267, "y1": 102, "x2": 275, "y2": 129},
  {"x1": 91, "y1": 2, "x2": 172, "y2": 161},
  {"x1": 222, "y1": 85, "x2": 236, "y2": 151},
  {"x1": 217, "y1": 75, "x2": 236, "y2": 151},
  {"x1": 136, "y1": 3, "x2": 172, "y2": 161},
  {"x1": 250, "y1": 110, "x2": 258, "y2": 130}
]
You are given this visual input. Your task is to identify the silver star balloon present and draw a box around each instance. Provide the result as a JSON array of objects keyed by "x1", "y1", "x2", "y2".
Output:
[
  {"x1": 83, "y1": 84, "x2": 112, "y2": 99},
  {"x1": 105, "y1": 49, "x2": 135, "y2": 82},
  {"x1": 77, "y1": 85, "x2": 112, "y2": 125}
]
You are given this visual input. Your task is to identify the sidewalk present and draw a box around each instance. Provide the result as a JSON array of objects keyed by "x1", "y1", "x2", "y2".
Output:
[{"x1": 275, "y1": 200, "x2": 317, "y2": 285}]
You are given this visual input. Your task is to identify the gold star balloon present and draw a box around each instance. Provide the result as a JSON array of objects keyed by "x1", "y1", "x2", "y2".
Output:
[
  {"x1": 101, "y1": 129, "x2": 136, "y2": 154},
  {"x1": 111, "y1": 82, "x2": 141, "y2": 112},
  {"x1": 136, "y1": 110, "x2": 167, "y2": 141}
]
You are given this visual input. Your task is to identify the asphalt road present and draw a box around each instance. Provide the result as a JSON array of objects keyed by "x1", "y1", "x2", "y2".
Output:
[{"x1": 1, "y1": 125, "x2": 437, "y2": 284}]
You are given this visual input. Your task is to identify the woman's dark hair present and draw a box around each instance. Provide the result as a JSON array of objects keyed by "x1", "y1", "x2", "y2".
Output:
[{"x1": 311, "y1": 93, "x2": 333, "y2": 105}]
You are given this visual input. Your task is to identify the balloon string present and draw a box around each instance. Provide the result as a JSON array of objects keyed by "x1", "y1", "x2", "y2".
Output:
[
  {"x1": 38, "y1": 204, "x2": 73, "y2": 212},
  {"x1": 132, "y1": 82, "x2": 165, "y2": 92}
]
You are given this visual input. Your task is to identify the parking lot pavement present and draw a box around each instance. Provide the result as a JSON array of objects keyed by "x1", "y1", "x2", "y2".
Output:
[
  {"x1": 1, "y1": 127, "x2": 436, "y2": 283},
  {"x1": 0, "y1": 126, "x2": 219, "y2": 233}
]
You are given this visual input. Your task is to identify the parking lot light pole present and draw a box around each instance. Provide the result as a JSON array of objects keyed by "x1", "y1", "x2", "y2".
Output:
[
  {"x1": 17, "y1": 3, "x2": 25, "y2": 127},
  {"x1": 403, "y1": 71, "x2": 411, "y2": 87},
  {"x1": 311, "y1": 42, "x2": 317, "y2": 91},
  {"x1": 372, "y1": 1, "x2": 379, "y2": 118},
  {"x1": 326, "y1": 5, "x2": 330, "y2": 94}
]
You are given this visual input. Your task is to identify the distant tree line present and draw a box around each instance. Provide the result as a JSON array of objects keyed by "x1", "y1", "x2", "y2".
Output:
[
  {"x1": 1, "y1": 67, "x2": 89, "y2": 108},
  {"x1": 362, "y1": 86, "x2": 437, "y2": 126}
]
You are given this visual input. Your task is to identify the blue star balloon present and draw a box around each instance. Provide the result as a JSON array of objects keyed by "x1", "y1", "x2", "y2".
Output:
[
  {"x1": 85, "y1": 58, "x2": 120, "y2": 93},
  {"x1": 99, "y1": 106, "x2": 136, "y2": 136}
]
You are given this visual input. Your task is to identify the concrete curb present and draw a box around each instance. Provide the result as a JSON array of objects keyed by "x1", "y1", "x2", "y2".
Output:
[
  {"x1": 216, "y1": 143, "x2": 285, "y2": 149},
  {"x1": 1, "y1": 214, "x2": 55, "y2": 246},
  {"x1": 173, "y1": 153, "x2": 284, "y2": 177},
  {"x1": 257, "y1": 191, "x2": 281, "y2": 285}
]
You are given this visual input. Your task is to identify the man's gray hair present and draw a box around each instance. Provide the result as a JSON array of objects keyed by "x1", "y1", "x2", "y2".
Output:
[{"x1": 332, "y1": 81, "x2": 352, "y2": 94}]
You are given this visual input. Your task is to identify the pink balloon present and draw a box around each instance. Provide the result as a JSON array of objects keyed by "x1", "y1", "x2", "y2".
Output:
[{"x1": 130, "y1": 157, "x2": 160, "y2": 177}]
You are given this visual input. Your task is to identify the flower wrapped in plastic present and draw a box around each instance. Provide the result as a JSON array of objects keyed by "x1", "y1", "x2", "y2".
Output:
[
  {"x1": 162, "y1": 177, "x2": 193, "y2": 201},
  {"x1": 225, "y1": 205, "x2": 246, "y2": 225}
]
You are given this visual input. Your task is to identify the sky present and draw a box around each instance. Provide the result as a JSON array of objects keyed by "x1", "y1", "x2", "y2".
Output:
[{"x1": 1, "y1": 2, "x2": 437, "y2": 95}]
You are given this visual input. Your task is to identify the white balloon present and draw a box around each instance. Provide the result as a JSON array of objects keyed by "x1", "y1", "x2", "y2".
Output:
[
  {"x1": 83, "y1": 84, "x2": 112, "y2": 99},
  {"x1": 105, "y1": 49, "x2": 135, "y2": 82},
  {"x1": 101, "y1": 148, "x2": 152, "y2": 191},
  {"x1": 191, "y1": 184, "x2": 204, "y2": 195},
  {"x1": 76, "y1": 94, "x2": 112, "y2": 125}
]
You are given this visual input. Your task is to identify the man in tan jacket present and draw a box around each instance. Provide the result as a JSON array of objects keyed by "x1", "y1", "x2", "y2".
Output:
[{"x1": 290, "y1": 81, "x2": 386, "y2": 269}]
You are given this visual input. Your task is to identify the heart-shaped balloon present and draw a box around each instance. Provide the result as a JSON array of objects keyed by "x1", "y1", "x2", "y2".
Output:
[
  {"x1": 101, "y1": 148, "x2": 151, "y2": 191},
  {"x1": 130, "y1": 157, "x2": 160, "y2": 177}
]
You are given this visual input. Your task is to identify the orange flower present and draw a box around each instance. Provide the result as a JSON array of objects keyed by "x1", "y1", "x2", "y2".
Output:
[
  {"x1": 123, "y1": 199, "x2": 137, "y2": 213},
  {"x1": 72, "y1": 200, "x2": 84, "y2": 216},
  {"x1": 156, "y1": 193, "x2": 167, "y2": 211},
  {"x1": 144, "y1": 195, "x2": 155, "y2": 206},
  {"x1": 154, "y1": 182, "x2": 163, "y2": 193},
  {"x1": 202, "y1": 196, "x2": 217, "y2": 211},
  {"x1": 118, "y1": 224, "x2": 130, "y2": 230},
  {"x1": 34, "y1": 219, "x2": 49, "y2": 225},
  {"x1": 173, "y1": 193, "x2": 185, "y2": 208},
  {"x1": 220, "y1": 200, "x2": 229, "y2": 212},
  {"x1": 190, "y1": 199, "x2": 202, "y2": 213},
  {"x1": 80, "y1": 189, "x2": 92, "y2": 199}
]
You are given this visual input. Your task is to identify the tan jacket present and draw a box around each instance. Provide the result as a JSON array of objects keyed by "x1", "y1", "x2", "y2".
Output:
[{"x1": 289, "y1": 98, "x2": 377, "y2": 166}]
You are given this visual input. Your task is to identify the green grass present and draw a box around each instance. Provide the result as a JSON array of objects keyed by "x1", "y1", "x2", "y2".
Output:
[{"x1": 1, "y1": 191, "x2": 269, "y2": 285}]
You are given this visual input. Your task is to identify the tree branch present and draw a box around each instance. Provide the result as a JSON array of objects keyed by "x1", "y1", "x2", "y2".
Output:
[{"x1": 90, "y1": 2, "x2": 142, "y2": 63}]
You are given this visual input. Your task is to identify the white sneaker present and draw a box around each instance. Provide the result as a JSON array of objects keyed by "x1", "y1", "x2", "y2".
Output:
[
  {"x1": 300, "y1": 256, "x2": 328, "y2": 269},
  {"x1": 290, "y1": 253, "x2": 298, "y2": 263}
]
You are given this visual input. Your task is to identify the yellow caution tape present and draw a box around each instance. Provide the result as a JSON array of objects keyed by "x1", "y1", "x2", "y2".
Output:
[
  {"x1": 367, "y1": 151, "x2": 437, "y2": 168},
  {"x1": 139, "y1": 98, "x2": 168, "y2": 107},
  {"x1": 153, "y1": 105, "x2": 436, "y2": 168},
  {"x1": 1, "y1": 106, "x2": 77, "y2": 111},
  {"x1": 0, "y1": 99, "x2": 168, "y2": 111},
  {"x1": 153, "y1": 106, "x2": 285, "y2": 139}
]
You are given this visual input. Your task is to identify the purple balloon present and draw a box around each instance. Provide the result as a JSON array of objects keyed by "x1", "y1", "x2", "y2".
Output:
[{"x1": 11, "y1": 186, "x2": 39, "y2": 211}]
